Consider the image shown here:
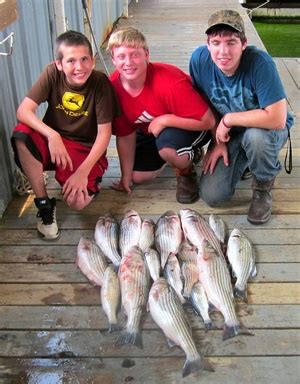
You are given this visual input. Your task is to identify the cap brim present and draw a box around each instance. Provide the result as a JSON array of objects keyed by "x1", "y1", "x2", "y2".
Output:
[{"x1": 205, "y1": 22, "x2": 243, "y2": 34}]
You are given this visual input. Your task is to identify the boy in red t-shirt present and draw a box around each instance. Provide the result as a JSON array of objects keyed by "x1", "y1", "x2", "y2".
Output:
[
  {"x1": 11, "y1": 30, "x2": 119, "y2": 240},
  {"x1": 107, "y1": 27, "x2": 216, "y2": 204}
]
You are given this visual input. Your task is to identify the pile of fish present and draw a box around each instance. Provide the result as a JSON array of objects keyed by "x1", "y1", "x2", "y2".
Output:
[{"x1": 77, "y1": 209, "x2": 257, "y2": 378}]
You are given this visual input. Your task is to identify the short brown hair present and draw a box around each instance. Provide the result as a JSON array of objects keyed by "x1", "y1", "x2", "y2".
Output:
[
  {"x1": 207, "y1": 25, "x2": 247, "y2": 44},
  {"x1": 55, "y1": 30, "x2": 93, "y2": 60}
]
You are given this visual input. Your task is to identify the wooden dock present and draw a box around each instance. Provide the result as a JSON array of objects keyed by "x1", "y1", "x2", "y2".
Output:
[{"x1": 0, "y1": 0, "x2": 299, "y2": 382}]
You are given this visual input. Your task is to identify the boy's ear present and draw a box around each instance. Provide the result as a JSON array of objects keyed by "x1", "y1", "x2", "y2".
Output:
[
  {"x1": 55, "y1": 60, "x2": 63, "y2": 71},
  {"x1": 242, "y1": 39, "x2": 248, "y2": 50}
]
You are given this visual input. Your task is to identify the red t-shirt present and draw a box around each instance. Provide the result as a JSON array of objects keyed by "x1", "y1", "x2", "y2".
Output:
[{"x1": 110, "y1": 62, "x2": 209, "y2": 137}]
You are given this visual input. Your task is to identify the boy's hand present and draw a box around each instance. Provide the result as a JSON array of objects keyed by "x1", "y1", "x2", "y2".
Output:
[
  {"x1": 216, "y1": 119, "x2": 231, "y2": 144},
  {"x1": 148, "y1": 116, "x2": 166, "y2": 137},
  {"x1": 111, "y1": 176, "x2": 132, "y2": 194},
  {"x1": 202, "y1": 142, "x2": 229, "y2": 175},
  {"x1": 48, "y1": 132, "x2": 73, "y2": 171},
  {"x1": 62, "y1": 171, "x2": 89, "y2": 205}
]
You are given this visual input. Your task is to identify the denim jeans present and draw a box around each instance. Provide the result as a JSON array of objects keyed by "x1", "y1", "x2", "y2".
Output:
[{"x1": 199, "y1": 126, "x2": 290, "y2": 207}]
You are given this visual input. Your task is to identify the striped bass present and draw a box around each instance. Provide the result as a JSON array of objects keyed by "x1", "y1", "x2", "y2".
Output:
[
  {"x1": 94, "y1": 216, "x2": 121, "y2": 267},
  {"x1": 144, "y1": 248, "x2": 161, "y2": 281},
  {"x1": 209, "y1": 214, "x2": 226, "y2": 245},
  {"x1": 139, "y1": 218, "x2": 155, "y2": 252},
  {"x1": 101, "y1": 265, "x2": 121, "y2": 332},
  {"x1": 76, "y1": 237, "x2": 107, "y2": 286},
  {"x1": 179, "y1": 209, "x2": 224, "y2": 259},
  {"x1": 190, "y1": 281, "x2": 212, "y2": 331},
  {"x1": 227, "y1": 228, "x2": 257, "y2": 302},
  {"x1": 155, "y1": 210, "x2": 183, "y2": 269},
  {"x1": 198, "y1": 240, "x2": 253, "y2": 340},
  {"x1": 181, "y1": 258, "x2": 199, "y2": 299},
  {"x1": 149, "y1": 278, "x2": 214, "y2": 377},
  {"x1": 164, "y1": 252, "x2": 185, "y2": 304},
  {"x1": 116, "y1": 246, "x2": 150, "y2": 348},
  {"x1": 119, "y1": 210, "x2": 142, "y2": 257}
]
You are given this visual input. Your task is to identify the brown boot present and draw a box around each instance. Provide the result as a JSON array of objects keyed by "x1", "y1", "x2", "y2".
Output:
[
  {"x1": 175, "y1": 165, "x2": 199, "y2": 204},
  {"x1": 247, "y1": 177, "x2": 275, "y2": 225}
]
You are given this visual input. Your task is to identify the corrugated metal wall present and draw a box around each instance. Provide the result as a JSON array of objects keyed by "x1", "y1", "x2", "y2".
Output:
[{"x1": 0, "y1": 0, "x2": 128, "y2": 216}]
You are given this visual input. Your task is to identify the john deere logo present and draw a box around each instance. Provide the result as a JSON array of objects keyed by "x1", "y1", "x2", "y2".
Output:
[{"x1": 62, "y1": 92, "x2": 84, "y2": 111}]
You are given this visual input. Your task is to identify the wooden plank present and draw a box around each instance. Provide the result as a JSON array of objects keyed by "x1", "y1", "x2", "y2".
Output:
[
  {"x1": 2, "y1": 213, "x2": 300, "y2": 230},
  {"x1": 0, "y1": 263, "x2": 298, "y2": 283},
  {"x1": 4, "y1": 197, "x2": 300, "y2": 216},
  {"x1": 0, "y1": 305, "x2": 298, "y2": 330},
  {"x1": 0, "y1": 228, "x2": 299, "y2": 245},
  {"x1": 0, "y1": 329, "x2": 298, "y2": 357},
  {"x1": 0, "y1": 283, "x2": 298, "y2": 305},
  {"x1": 0, "y1": 357, "x2": 298, "y2": 384}
]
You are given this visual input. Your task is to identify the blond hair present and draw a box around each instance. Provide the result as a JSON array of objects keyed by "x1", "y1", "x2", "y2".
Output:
[{"x1": 107, "y1": 27, "x2": 149, "y2": 55}]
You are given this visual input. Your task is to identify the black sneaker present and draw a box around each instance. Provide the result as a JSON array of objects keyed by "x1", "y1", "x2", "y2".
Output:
[{"x1": 34, "y1": 197, "x2": 60, "y2": 240}]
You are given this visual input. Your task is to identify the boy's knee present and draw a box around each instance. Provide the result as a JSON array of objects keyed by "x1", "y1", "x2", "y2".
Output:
[
  {"x1": 243, "y1": 128, "x2": 269, "y2": 150},
  {"x1": 199, "y1": 178, "x2": 233, "y2": 207}
]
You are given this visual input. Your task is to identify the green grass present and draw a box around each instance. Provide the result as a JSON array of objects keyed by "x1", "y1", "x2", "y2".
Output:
[{"x1": 253, "y1": 20, "x2": 300, "y2": 57}]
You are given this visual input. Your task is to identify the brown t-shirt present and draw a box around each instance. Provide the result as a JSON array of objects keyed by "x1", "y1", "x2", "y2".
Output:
[{"x1": 27, "y1": 63, "x2": 119, "y2": 146}]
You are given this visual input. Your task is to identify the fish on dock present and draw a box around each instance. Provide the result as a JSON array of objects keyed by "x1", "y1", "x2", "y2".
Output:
[
  {"x1": 227, "y1": 228, "x2": 257, "y2": 302},
  {"x1": 119, "y1": 210, "x2": 142, "y2": 257},
  {"x1": 94, "y1": 216, "x2": 122, "y2": 267},
  {"x1": 76, "y1": 237, "x2": 107, "y2": 286},
  {"x1": 155, "y1": 210, "x2": 183, "y2": 269},
  {"x1": 144, "y1": 248, "x2": 161, "y2": 281},
  {"x1": 101, "y1": 265, "x2": 121, "y2": 332},
  {"x1": 139, "y1": 218, "x2": 155, "y2": 252},
  {"x1": 149, "y1": 278, "x2": 214, "y2": 378},
  {"x1": 116, "y1": 246, "x2": 150, "y2": 349},
  {"x1": 198, "y1": 240, "x2": 253, "y2": 340},
  {"x1": 180, "y1": 209, "x2": 224, "y2": 259}
]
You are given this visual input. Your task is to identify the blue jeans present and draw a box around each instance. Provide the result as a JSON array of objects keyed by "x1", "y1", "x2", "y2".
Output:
[{"x1": 199, "y1": 127, "x2": 290, "y2": 207}]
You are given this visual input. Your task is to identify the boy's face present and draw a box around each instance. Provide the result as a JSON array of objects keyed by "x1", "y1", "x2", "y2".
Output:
[
  {"x1": 55, "y1": 44, "x2": 95, "y2": 87},
  {"x1": 111, "y1": 45, "x2": 149, "y2": 83},
  {"x1": 207, "y1": 33, "x2": 247, "y2": 76}
]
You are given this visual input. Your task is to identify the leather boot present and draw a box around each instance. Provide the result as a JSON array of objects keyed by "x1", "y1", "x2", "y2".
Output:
[
  {"x1": 175, "y1": 165, "x2": 199, "y2": 204},
  {"x1": 247, "y1": 177, "x2": 275, "y2": 225}
]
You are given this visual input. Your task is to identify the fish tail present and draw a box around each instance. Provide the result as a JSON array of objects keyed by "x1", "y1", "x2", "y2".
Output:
[
  {"x1": 182, "y1": 356, "x2": 214, "y2": 378},
  {"x1": 223, "y1": 322, "x2": 254, "y2": 341},
  {"x1": 115, "y1": 331, "x2": 143, "y2": 349},
  {"x1": 234, "y1": 286, "x2": 248, "y2": 302}
]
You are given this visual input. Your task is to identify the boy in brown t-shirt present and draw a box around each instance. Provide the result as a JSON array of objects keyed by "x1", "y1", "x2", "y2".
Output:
[{"x1": 11, "y1": 30, "x2": 119, "y2": 240}]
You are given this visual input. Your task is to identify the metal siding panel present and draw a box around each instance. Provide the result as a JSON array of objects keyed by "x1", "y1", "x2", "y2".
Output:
[{"x1": 64, "y1": 0, "x2": 85, "y2": 32}]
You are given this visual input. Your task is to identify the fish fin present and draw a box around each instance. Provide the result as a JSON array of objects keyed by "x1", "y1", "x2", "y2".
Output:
[
  {"x1": 115, "y1": 331, "x2": 143, "y2": 349},
  {"x1": 234, "y1": 286, "x2": 248, "y2": 302},
  {"x1": 166, "y1": 337, "x2": 176, "y2": 349},
  {"x1": 182, "y1": 356, "x2": 214, "y2": 378},
  {"x1": 222, "y1": 322, "x2": 254, "y2": 341},
  {"x1": 108, "y1": 323, "x2": 121, "y2": 333},
  {"x1": 251, "y1": 264, "x2": 257, "y2": 278}
]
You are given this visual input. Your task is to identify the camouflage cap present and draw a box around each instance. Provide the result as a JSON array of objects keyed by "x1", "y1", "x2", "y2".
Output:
[{"x1": 205, "y1": 9, "x2": 245, "y2": 34}]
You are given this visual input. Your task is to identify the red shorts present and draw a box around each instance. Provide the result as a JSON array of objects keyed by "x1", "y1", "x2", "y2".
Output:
[{"x1": 12, "y1": 123, "x2": 108, "y2": 194}]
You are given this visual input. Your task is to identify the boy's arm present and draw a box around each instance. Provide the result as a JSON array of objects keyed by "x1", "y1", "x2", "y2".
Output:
[
  {"x1": 17, "y1": 97, "x2": 73, "y2": 170},
  {"x1": 62, "y1": 122, "x2": 111, "y2": 202},
  {"x1": 148, "y1": 107, "x2": 216, "y2": 137},
  {"x1": 221, "y1": 99, "x2": 287, "y2": 131},
  {"x1": 111, "y1": 132, "x2": 136, "y2": 194}
]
